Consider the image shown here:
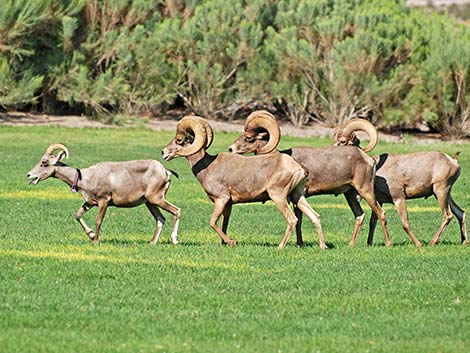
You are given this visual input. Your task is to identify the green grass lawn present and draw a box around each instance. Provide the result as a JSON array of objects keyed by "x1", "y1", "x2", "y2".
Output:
[{"x1": 1, "y1": 125, "x2": 469, "y2": 353}]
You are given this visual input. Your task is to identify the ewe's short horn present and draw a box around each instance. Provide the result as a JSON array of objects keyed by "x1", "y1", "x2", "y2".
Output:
[
  {"x1": 340, "y1": 118, "x2": 378, "y2": 153},
  {"x1": 244, "y1": 110, "x2": 280, "y2": 154},
  {"x1": 45, "y1": 143, "x2": 69, "y2": 159},
  {"x1": 175, "y1": 116, "x2": 209, "y2": 157}
]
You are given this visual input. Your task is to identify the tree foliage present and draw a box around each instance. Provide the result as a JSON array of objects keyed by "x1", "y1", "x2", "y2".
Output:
[{"x1": 1, "y1": 0, "x2": 469, "y2": 136}]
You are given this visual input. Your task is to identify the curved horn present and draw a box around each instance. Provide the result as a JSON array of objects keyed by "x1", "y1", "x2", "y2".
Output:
[
  {"x1": 339, "y1": 118, "x2": 378, "y2": 152},
  {"x1": 193, "y1": 116, "x2": 213, "y2": 149},
  {"x1": 45, "y1": 143, "x2": 69, "y2": 159},
  {"x1": 244, "y1": 110, "x2": 280, "y2": 154},
  {"x1": 175, "y1": 116, "x2": 208, "y2": 157}
]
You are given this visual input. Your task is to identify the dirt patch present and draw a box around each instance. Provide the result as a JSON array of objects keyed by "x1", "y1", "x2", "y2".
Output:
[{"x1": 1, "y1": 111, "x2": 467, "y2": 145}]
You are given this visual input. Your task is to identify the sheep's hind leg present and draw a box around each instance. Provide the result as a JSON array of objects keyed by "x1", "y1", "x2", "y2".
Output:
[
  {"x1": 296, "y1": 196, "x2": 327, "y2": 249},
  {"x1": 448, "y1": 195, "x2": 467, "y2": 245},
  {"x1": 430, "y1": 186, "x2": 453, "y2": 246},
  {"x1": 92, "y1": 200, "x2": 109, "y2": 245},
  {"x1": 153, "y1": 199, "x2": 181, "y2": 245},
  {"x1": 146, "y1": 202, "x2": 166, "y2": 245},
  {"x1": 344, "y1": 190, "x2": 365, "y2": 247},
  {"x1": 270, "y1": 195, "x2": 298, "y2": 249},
  {"x1": 294, "y1": 205, "x2": 304, "y2": 246},
  {"x1": 221, "y1": 203, "x2": 232, "y2": 245}
]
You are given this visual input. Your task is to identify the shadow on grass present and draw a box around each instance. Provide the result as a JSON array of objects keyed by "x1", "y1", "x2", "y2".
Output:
[
  {"x1": 102, "y1": 238, "x2": 168, "y2": 246},
  {"x1": 98, "y1": 237, "x2": 465, "y2": 248},
  {"x1": 366, "y1": 239, "x2": 465, "y2": 247}
]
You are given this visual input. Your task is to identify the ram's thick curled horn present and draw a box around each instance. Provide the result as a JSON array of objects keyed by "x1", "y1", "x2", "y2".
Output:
[
  {"x1": 193, "y1": 116, "x2": 213, "y2": 149},
  {"x1": 335, "y1": 118, "x2": 378, "y2": 153},
  {"x1": 45, "y1": 143, "x2": 69, "y2": 159},
  {"x1": 244, "y1": 110, "x2": 280, "y2": 154},
  {"x1": 175, "y1": 116, "x2": 209, "y2": 157}
]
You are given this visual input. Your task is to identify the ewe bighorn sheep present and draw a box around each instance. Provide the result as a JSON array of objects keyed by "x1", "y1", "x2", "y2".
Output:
[
  {"x1": 27, "y1": 144, "x2": 181, "y2": 245},
  {"x1": 228, "y1": 111, "x2": 392, "y2": 246},
  {"x1": 162, "y1": 116, "x2": 327, "y2": 249},
  {"x1": 334, "y1": 120, "x2": 467, "y2": 246}
]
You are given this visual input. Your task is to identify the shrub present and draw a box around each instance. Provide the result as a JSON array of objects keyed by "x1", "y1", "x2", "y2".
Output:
[
  {"x1": 410, "y1": 14, "x2": 470, "y2": 137},
  {"x1": 1, "y1": 0, "x2": 470, "y2": 137},
  {"x1": 172, "y1": 0, "x2": 269, "y2": 119}
]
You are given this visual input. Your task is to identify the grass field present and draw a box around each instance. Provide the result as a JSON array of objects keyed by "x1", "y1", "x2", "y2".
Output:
[{"x1": 1, "y1": 125, "x2": 469, "y2": 353}]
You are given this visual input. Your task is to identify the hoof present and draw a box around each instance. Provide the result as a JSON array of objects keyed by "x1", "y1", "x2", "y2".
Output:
[
  {"x1": 221, "y1": 239, "x2": 237, "y2": 246},
  {"x1": 385, "y1": 241, "x2": 393, "y2": 247},
  {"x1": 320, "y1": 244, "x2": 329, "y2": 250},
  {"x1": 91, "y1": 235, "x2": 99, "y2": 245}
]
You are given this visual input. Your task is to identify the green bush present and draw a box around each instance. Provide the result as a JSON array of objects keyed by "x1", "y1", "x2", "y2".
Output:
[
  {"x1": 1, "y1": 0, "x2": 469, "y2": 137},
  {"x1": 411, "y1": 14, "x2": 470, "y2": 137},
  {"x1": 0, "y1": 0, "x2": 84, "y2": 109}
]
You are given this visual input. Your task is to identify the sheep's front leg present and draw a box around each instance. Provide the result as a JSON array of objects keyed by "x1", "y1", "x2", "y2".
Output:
[
  {"x1": 344, "y1": 190, "x2": 365, "y2": 247},
  {"x1": 293, "y1": 205, "x2": 304, "y2": 246},
  {"x1": 75, "y1": 203, "x2": 95, "y2": 240},
  {"x1": 210, "y1": 198, "x2": 237, "y2": 246}
]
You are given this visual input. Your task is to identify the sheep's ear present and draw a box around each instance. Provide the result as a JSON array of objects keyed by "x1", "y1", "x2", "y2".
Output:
[
  {"x1": 56, "y1": 151, "x2": 68, "y2": 161},
  {"x1": 255, "y1": 132, "x2": 269, "y2": 140}
]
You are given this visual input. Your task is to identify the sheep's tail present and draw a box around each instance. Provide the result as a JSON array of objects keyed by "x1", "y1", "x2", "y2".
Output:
[{"x1": 168, "y1": 169, "x2": 179, "y2": 178}]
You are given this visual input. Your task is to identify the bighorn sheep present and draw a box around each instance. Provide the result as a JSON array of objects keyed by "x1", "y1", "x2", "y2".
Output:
[
  {"x1": 228, "y1": 111, "x2": 392, "y2": 246},
  {"x1": 334, "y1": 121, "x2": 467, "y2": 246},
  {"x1": 162, "y1": 116, "x2": 327, "y2": 249},
  {"x1": 27, "y1": 144, "x2": 181, "y2": 245}
]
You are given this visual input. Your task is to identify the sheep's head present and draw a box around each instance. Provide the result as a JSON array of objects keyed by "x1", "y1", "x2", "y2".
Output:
[
  {"x1": 333, "y1": 118, "x2": 378, "y2": 152},
  {"x1": 228, "y1": 110, "x2": 280, "y2": 155},
  {"x1": 27, "y1": 144, "x2": 69, "y2": 185},
  {"x1": 162, "y1": 116, "x2": 213, "y2": 161}
]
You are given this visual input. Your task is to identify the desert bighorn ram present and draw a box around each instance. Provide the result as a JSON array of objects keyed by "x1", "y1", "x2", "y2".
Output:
[
  {"x1": 162, "y1": 116, "x2": 327, "y2": 249},
  {"x1": 334, "y1": 120, "x2": 467, "y2": 246},
  {"x1": 27, "y1": 144, "x2": 181, "y2": 245},
  {"x1": 228, "y1": 111, "x2": 392, "y2": 246}
]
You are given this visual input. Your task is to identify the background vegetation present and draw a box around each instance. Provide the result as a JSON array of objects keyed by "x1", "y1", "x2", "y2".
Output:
[
  {"x1": 1, "y1": 126, "x2": 470, "y2": 352},
  {"x1": 1, "y1": 0, "x2": 469, "y2": 136}
]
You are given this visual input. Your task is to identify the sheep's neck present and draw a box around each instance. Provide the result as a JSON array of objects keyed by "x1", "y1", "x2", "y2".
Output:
[
  {"x1": 54, "y1": 164, "x2": 81, "y2": 189},
  {"x1": 186, "y1": 150, "x2": 216, "y2": 177}
]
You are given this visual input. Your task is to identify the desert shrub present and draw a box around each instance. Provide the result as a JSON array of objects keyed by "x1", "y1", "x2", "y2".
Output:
[
  {"x1": 409, "y1": 14, "x2": 470, "y2": 137},
  {"x1": 0, "y1": 0, "x2": 83, "y2": 109},
  {"x1": 263, "y1": 0, "x2": 419, "y2": 126},
  {"x1": 171, "y1": 0, "x2": 269, "y2": 118},
  {"x1": 1, "y1": 0, "x2": 470, "y2": 136},
  {"x1": 50, "y1": 0, "x2": 168, "y2": 115}
]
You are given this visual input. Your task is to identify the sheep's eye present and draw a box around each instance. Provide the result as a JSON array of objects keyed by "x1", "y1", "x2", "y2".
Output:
[{"x1": 41, "y1": 160, "x2": 48, "y2": 166}]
